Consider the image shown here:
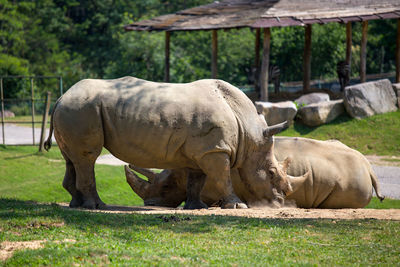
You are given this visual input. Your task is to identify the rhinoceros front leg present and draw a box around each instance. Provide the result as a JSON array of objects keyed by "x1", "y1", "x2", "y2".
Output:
[
  {"x1": 184, "y1": 171, "x2": 208, "y2": 210},
  {"x1": 195, "y1": 153, "x2": 247, "y2": 209}
]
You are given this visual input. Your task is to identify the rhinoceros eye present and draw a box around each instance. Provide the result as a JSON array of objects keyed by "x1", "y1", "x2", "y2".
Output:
[{"x1": 268, "y1": 168, "x2": 277, "y2": 177}]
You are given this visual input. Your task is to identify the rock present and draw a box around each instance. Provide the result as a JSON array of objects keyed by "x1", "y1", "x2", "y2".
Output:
[
  {"x1": 344, "y1": 79, "x2": 397, "y2": 119},
  {"x1": 298, "y1": 100, "x2": 345, "y2": 127},
  {"x1": 255, "y1": 101, "x2": 297, "y2": 125},
  {"x1": 392, "y1": 83, "x2": 400, "y2": 108},
  {"x1": 0, "y1": 110, "x2": 15, "y2": 118},
  {"x1": 295, "y1": 93, "x2": 330, "y2": 106}
]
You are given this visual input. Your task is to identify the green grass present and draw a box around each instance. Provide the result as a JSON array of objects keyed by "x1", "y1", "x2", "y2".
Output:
[
  {"x1": 1, "y1": 198, "x2": 400, "y2": 266},
  {"x1": 4, "y1": 115, "x2": 50, "y2": 128},
  {"x1": 383, "y1": 158, "x2": 400, "y2": 163},
  {"x1": 0, "y1": 146, "x2": 141, "y2": 206},
  {"x1": 278, "y1": 111, "x2": 400, "y2": 156},
  {"x1": 1, "y1": 134, "x2": 400, "y2": 265}
]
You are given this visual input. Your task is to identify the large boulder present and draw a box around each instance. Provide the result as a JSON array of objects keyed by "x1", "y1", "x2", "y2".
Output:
[
  {"x1": 298, "y1": 100, "x2": 344, "y2": 127},
  {"x1": 0, "y1": 110, "x2": 15, "y2": 118},
  {"x1": 255, "y1": 101, "x2": 297, "y2": 125},
  {"x1": 392, "y1": 83, "x2": 400, "y2": 108},
  {"x1": 295, "y1": 92, "x2": 330, "y2": 106},
  {"x1": 344, "y1": 79, "x2": 397, "y2": 119}
]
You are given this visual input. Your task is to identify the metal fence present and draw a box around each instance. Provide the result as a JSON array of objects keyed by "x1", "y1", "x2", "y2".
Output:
[{"x1": 0, "y1": 76, "x2": 63, "y2": 146}]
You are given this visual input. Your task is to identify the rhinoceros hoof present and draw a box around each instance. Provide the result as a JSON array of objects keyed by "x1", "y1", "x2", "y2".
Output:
[
  {"x1": 69, "y1": 198, "x2": 83, "y2": 208},
  {"x1": 222, "y1": 202, "x2": 248, "y2": 209},
  {"x1": 183, "y1": 200, "x2": 208, "y2": 210},
  {"x1": 81, "y1": 199, "x2": 102, "y2": 209}
]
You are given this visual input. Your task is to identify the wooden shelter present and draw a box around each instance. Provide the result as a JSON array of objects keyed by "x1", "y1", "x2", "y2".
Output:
[{"x1": 125, "y1": 0, "x2": 400, "y2": 101}]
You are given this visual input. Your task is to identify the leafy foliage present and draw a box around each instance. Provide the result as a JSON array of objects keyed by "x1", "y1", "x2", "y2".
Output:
[{"x1": 0, "y1": 0, "x2": 398, "y2": 98}]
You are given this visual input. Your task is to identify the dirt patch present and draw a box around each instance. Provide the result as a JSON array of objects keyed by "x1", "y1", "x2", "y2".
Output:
[
  {"x1": 0, "y1": 240, "x2": 45, "y2": 261},
  {"x1": 0, "y1": 238, "x2": 76, "y2": 261},
  {"x1": 365, "y1": 155, "x2": 400, "y2": 167},
  {"x1": 59, "y1": 203, "x2": 400, "y2": 220}
]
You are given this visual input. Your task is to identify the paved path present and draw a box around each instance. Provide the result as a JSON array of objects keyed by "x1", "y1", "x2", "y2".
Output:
[
  {"x1": 1, "y1": 124, "x2": 399, "y2": 199},
  {"x1": 371, "y1": 165, "x2": 400, "y2": 200},
  {"x1": 0, "y1": 124, "x2": 55, "y2": 145}
]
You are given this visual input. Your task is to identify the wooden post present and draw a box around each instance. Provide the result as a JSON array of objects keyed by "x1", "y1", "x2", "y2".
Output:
[
  {"x1": 254, "y1": 28, "x2": 261, "y2": 91},
  {"x1": 303, "y1": 24, "x2": 312, "y2": 92},
  {"x1": 164, "y1": 31, "x2": 170, "y2": 82},
  {"x1": 30, "y1": 78, "x2": 35, "y2": 145},
  {"x1": 39, "y1": 92, "x2": 51, "y2": 152},
  {"x1": 360, "y1": 21, "x2": 368, "y2": 83},
  {"x1": 346, "y1": 22, "x2": 352, "y2": 68},
  {"x1": 212, "y1": 30, "x2": 218, "y2": 79},
  {"x1": 396, "y1": 19, "x2": 400, "y2": 83},
  {"x1": 259, "y1": 28, "x2": 271, "y2": 101},
  {"x1": 1, "y1": 78, "x2": 5, "y2": 145}
]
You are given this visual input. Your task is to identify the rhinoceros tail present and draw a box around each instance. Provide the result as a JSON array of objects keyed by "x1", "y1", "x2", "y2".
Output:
[
  {"x1": 44, "y1": 98, "x2": 60, "y2": 151},
  {"x1": 370, "y1": 170, "x2": 385, "y2": 202}
]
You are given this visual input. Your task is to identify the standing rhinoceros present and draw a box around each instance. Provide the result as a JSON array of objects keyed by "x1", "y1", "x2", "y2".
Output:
[
  {"x1": 125, "y1": 136, "x2": 384, "y2": 208},
  {"x1": 45, "y1": 77, "x2": 300, "y2": 209}
]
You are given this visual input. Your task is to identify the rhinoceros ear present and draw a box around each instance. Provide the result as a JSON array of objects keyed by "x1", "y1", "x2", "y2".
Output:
[
  {"x1": 263, "y1": 121, "x2": 288, "y2": 137},
  {"x1": 125, "y1": 165, "x2": 151, "y2": 199}
]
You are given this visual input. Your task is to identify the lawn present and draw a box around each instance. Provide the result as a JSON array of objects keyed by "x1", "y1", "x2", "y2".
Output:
[
  {"x1": 1, "y1": 198, "x2": 400, "y2": 266},
  {"x1": 1, "y1": 111, "x2": 400, "y2": 265},
  {"x1": 278, "y1": 111, "x2": 400, "y2": 156}
]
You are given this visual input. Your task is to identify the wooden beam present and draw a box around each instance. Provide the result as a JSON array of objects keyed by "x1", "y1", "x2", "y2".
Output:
[
  {"x1": 39, "y1": 92, "x2": 51, "y2": 152},
  {"x1": 360, "y1": 21, "x2": 368, "y2": 83},
  {"x1": 346, "y1": 22, "x2": 352, "y2": 67},
  {"x1": 212, "y1": 30, "x2": 218, "y2": 79},
  {"x1": 164, "y1": 31, "x2": 170, "y2": 82},
  {"x1": 259, "y1": 28, "x2": 271, "y2": 101},
  {"x1": 303, "y1": 24, "x2": 312, "y2": 92},
  {"x1": 254, "y1": 29, "x2": 261, "y2": 91},
  {"x1": 396, "y1": 19, "x2": 400, "y2": 83}
]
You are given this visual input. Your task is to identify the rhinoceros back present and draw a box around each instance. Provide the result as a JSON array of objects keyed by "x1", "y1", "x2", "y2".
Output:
[{"x1": 54, "y1": 77, "x2": 266, "y2": 169}]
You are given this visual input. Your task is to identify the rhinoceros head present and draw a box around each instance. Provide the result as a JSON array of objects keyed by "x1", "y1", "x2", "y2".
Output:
[
  {"x1": 238, "y1": 121, "x2": 309, "y2": 203},
  {"x1": 124, "y1": 165, "x2": 186, "y2": 207}
]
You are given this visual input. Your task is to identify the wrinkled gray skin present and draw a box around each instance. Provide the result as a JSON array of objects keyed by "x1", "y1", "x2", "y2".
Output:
[
  {"x1": 126, "y1": 137, "x2": 384, "y2": 208},
  {"x1": 45, "y1": 77, "x2": 291, "y2": 209}
]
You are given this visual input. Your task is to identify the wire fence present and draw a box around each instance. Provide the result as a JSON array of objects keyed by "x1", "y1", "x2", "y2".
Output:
[{"x1": 0, "y1": 76, "x2": 63, "y2": 146}]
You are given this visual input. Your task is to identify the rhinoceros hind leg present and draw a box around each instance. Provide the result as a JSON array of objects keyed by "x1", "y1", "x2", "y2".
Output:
[
  {"x1": 74, "y1": 162, "x2": 105, "y2": 209},
  {"x1": 61, "y1": 154, "x2": 84, "y2": 208},
  {"x1": 184, "y1": 171, "x2": 208, "y2": 210}
]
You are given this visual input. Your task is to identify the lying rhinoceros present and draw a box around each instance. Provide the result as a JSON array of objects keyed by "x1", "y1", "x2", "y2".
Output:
[
  {"x1": 125, "y1": 136, "x2": 384, "y2": 208},
  {"x1": 45, "y1": 77, "x2": 305, "y2": 209}
]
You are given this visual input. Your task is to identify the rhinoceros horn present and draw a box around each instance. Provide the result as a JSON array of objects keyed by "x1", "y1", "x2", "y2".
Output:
[
  {"x1": 285, "y1": 171, "x2": 310, "y2": 196},
  {"x1": 263, "y1": 121, "x2": 289, "y2": 137},
  {"x1": 124, "y1": 165, "x2": 151, "y2": 199},
  {"x1": 127, "y1": 164, "x2": 157, "y2": 183}
]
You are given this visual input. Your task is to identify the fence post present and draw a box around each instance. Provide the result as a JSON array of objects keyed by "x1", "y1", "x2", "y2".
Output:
[
  {"x1": 1, "y1": 78, "x2": 5, "y2": 145},
  {"x1": 30, "y1": 78, "x2": 35, "y2": 145},
  {"x1": 39, "y1": 92, "x2": 51, "y2": 152}
]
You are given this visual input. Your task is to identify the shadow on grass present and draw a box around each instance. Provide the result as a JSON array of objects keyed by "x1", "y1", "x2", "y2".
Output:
[
  {"x1": 289, "y1": 114, "x2": 354, "y2": 135},
  {"x1": 0, "y1": 198, "x2": 374, "y2": 237}
]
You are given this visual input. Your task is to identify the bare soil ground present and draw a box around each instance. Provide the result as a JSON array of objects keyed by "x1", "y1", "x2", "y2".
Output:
[
  {"x1": 0, "y1": 240, "x2": 45, "y2": 261},
  {"x1": 59, "y1": 204, "x2": 400, "y2": 221},
  {"x1": 365, "y1": 155, "x2": 400, "y2": 167}
]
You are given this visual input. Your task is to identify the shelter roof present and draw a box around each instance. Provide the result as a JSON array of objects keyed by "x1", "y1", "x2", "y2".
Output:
[{"x1": 124, "y1": 0, "x2": 400, "y2": 31}]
